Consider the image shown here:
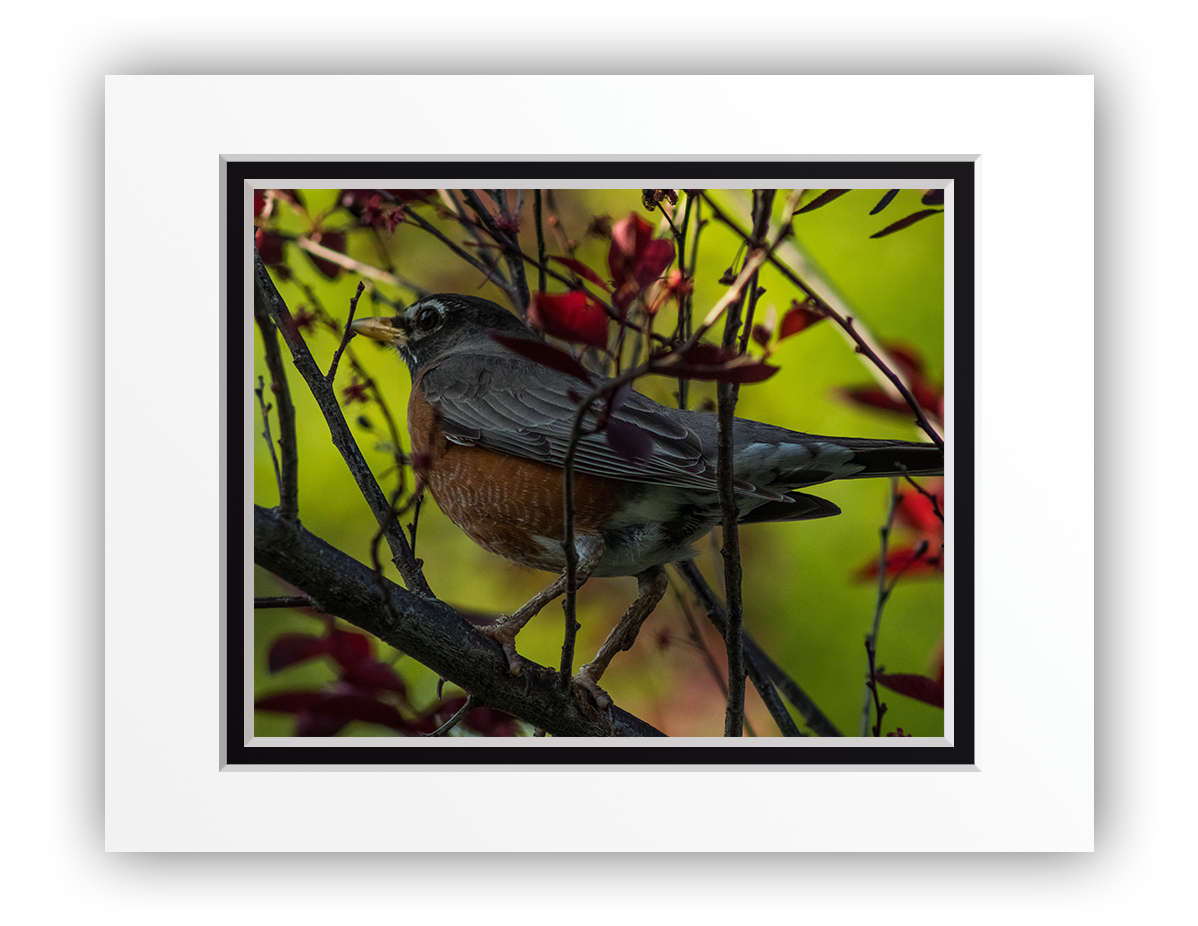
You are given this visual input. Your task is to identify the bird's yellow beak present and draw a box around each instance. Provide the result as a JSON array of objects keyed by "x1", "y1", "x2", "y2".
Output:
[{"x1": 349, "y1": 316, "x2": 408, "y2": 346}]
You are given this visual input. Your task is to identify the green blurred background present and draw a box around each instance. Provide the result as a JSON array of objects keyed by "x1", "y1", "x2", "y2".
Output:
[{"x1": 252, "y1": 188, "x2": 945, "y2": 737}]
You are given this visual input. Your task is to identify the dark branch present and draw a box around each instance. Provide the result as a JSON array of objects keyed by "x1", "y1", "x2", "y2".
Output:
[
  {"x1": 677, "y1": 560, "x2": 841, "y2": 737},
  {"x1": 255, "y1": 505, "x2": 664, "y2": 737},
  {"x1": 252, "y1": 257, "x2": 299, "y2": 521},
  {"x1": 253, "y1": 251, "x2": 432, "y2": 598}
]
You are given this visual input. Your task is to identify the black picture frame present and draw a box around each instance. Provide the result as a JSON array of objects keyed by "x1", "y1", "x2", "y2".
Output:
[{"x1": 229, "y1": 159, "x2": 974, "y2": 765}]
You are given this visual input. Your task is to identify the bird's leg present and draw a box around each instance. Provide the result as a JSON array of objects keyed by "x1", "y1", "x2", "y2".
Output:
[
  {"x1": 573, "y1": 565, "x2": 669, "y2": 709},
  {"x1": 478, "y1": 535, "x2": 605, "y2": 676}
]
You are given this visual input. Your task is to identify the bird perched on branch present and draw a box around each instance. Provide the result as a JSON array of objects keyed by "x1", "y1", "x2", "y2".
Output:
[{"x1": 351, "y1": 294, "x2": 943, "y2": 708}]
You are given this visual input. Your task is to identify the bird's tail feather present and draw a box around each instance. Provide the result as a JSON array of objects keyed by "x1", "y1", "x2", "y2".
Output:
[
  {"x1": 833, "y1": 438, "x2": 943, "y2": 480},
  {"x1": 738, "y1": 492, "x2": 842, "y2": 524}
]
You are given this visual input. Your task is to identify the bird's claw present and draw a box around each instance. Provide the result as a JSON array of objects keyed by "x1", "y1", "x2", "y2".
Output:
[
  {"x1": 572, "y1": 663, "x2": 613, "y2": 711},
  {"x1": 477, "y1": 618, "x2": 524, "y2": 676}
]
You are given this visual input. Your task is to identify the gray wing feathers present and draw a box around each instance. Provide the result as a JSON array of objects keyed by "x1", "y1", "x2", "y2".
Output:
[
  {"x1": 428, "y1": 354, "x2": 726, "y2": 492},
  {"x1": 424, "y1": 354, "x2": 940, "y2": 497}
]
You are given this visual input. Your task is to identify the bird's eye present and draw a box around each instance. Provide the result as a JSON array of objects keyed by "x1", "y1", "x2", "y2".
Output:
[{"x1": 415, "y1": 306, "x2": 441, "y2": 332}]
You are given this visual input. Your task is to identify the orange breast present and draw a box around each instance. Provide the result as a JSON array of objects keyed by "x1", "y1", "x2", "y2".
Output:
[{"x1": 408, "y1": 386, "x2": 623, "y2": 572}]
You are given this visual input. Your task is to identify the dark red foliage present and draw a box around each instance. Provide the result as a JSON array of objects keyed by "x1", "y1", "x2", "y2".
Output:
[
  {"x1": 857, "y1": 480, "x2": 944, "y2": 581},
  {"x1": 874, "y1": 672, "x2": 945, "y2": 708},
  {"x1": 490, "y1": 332, "x2": 594, "y2": 384},
  {"x1": 607, "y1": 213, "x2": 675, "y2": 315},
  {"x1": 527, "y1": 290, "x2": 610, "y2": 349},
  {"x1": 255, "y1": 228, "x2": 286, "y2": 266},
  {"x1": 340, "y1": 189, "x2": 433, "y2": 230},
  {"x1": 307, "y1": 231, "x2": 345, "y2": 279},
  {"x1": 841, "y1": 344, "x2": 943, "y2": 422},
  {"x1": 547, "y1": 256, "x2": 610, "y2": 291},
  {"x1": 257, "y1": 619, "x2": 521, "y2": 736},
  {"x1": 777, "y1": 300, "x2": 826, "y2": 340},
  {"x1": 652, "y1": 342, "x2": 779, "y2": 384}
]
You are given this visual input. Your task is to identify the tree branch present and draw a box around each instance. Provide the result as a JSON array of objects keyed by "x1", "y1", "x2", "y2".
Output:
[
  {"x1": 701, "y1": 191, "x2": 943, "y2": 448},
  {"x1": 254, "y1": 505, "x2": 664, "y2": 737},
  {"x1": 253, "y1": 251, "x2": 432, "y2": 598},
  {"x1": 677, "y1": 561, "x2": 840, "y2": 736},
  {"x1": 252, "y1": 263, "x2": 299, "y2": 521}
]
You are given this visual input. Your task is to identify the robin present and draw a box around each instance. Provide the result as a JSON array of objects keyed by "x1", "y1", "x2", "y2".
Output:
[{"x1": 351, "y1": 294, "x2": 943, "y2": 707}]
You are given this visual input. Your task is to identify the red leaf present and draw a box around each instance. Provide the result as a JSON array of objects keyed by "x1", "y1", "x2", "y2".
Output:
[
  {"x1": 255, "y1": 692, "x2": 323, "y2": 713},
  {"x1": 653, "y1": 342, "x2": 780, "y2": 384},
  {"x1": 778, "y1": 301, "x2": 826, "y2": 340},
  {"x1": 490, "y1": 332, "x2": 594, "y2": 384},
  {"x1": 874, "y1": 672, "x2": 944, "y2": 708},
  {"x1": 856, "y1": 544, "x2": 943, "y2": 580},
  {"x1": 609, "y1": 212, "x2": 654, "y2": 271},
  {"x1": 308, "y1": 231, "x2": 345, "y2": 278},
  {"x1": 894, "y1": 485, "x2": 944, "y2": 534},
  {"x1": 329, "y1": 627, "x2": 373, "y2": 670},
  {"x1": 840, "y1": 386, "x2": 917, "y2": 418},
  {"x1": 255, "y1": 229, "x2": 285, "y2": 266},
  {"x1": 256, "y1": 690, "x2": 417, "y2": 735},
  {"x1": 267, "y1": 633, "x2": 332, "y2": 672},
  {"x1": 633, "y1": 238, "x2": 675, "y2": 290},
  {"x1": 607, "y1": 213, "x2": 675, "y2": 312},
  {"x1": 547, "y1": 256, "x2": 610, "y2": 291},
  {"x1": 527, "y1": 291, "x2": 610, "y2": 349},
  {"x1": 706, "y1": 362, "x2": 780, "y2": 384},
  {"x1": 341, "y1": 659, "x2": 407, "y2": 694},
  {"x1": 840, "y1": 342, "x2": 943, "y2": 421}
]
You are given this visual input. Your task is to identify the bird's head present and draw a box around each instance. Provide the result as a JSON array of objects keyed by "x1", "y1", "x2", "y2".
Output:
[{"x1": 350, "y1": 294, "x2": 534, "y2": 373}]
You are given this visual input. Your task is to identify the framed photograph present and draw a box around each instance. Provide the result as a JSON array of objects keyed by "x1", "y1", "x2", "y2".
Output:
[{"x1": 235, "y1": 164, "x2": 970, "y2": 760}]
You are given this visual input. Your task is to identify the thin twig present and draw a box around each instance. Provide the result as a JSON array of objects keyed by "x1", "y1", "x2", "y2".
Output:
[
  {"x1": 485, "y1": 188, "x2": 531, "y2": 309},
  {"x1": 425, "y1": 695, "x2": 477, "y2": 737},
  {"x1": 900, "y1": 468, "x2": 945, "y2": 522},
  {"x1": 254, "y1": 376, "x2": 282, "y2": 497},
  {"x1": 294, "y1": 237, "x2": 406, "y2": 289},
  {"x1": 395, "y1": 199, "x2": 511, "y2": 288},
  {"x1": 435, "y1": 189, "x2": 493, "y2": 257},
  {"x1": 719, "y1": 191, "x2": 775, "y2": 738},
  {"x1": 325, "y1": 281, "x2": 366, "y2": 383},
  {"x1": 701, "y1": 192, "x2": 943, "y2": 448},
  {"x1": 254, "y1": 251, "x2": 432, "y2": 598},
  {"x1": 864, "y1": 638, "x2": 887, "y2": 737},
  {"x1": 348, "y1": 354, "x2": 408, "y2": 475},
  {"x1": 254, "y1": 596, "x2": 313, "y2": 609},
  {"x1": 717, "y1": 293, "x2": 749, "y2": 737},
  {"x1": 668, "y1": 576, "x2": 757, "y2": 737},
  {"x1": 534, "y1": 189, "x2": 547, "y2": 295},
  {"x1": 676, "y1": 560, "x2": 819, "y2": 737},
  {"x1": 461, "y1": 190, "x2": 528, "y2": 312},
  {"x1": 369, "y1": 478, "x2": 420, "y2": 629},
  {"x1": 717, "y1": 390, "x2": 745, "y2": 735},
  {"x1": 408, "y1": 492, "x2": 424, "y2": 558},
  {"x1": 861, "y1": 480, "x2": 901, "y2": 735},
  {"x1": 252, "y1": 268, "x2": 299, "y2": 521},
  {"x1": 557, "y1": 368, "x2": 642, "y2": 683}
]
